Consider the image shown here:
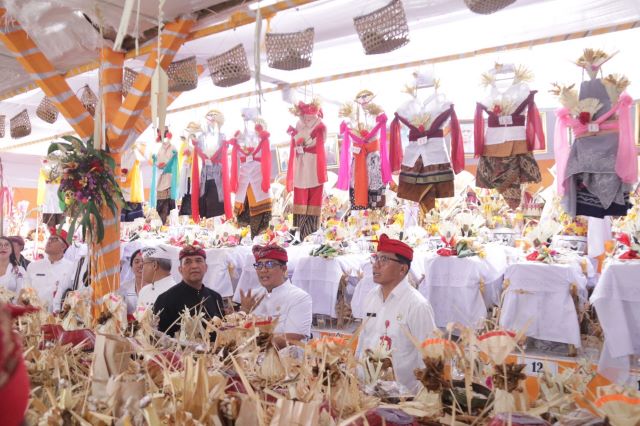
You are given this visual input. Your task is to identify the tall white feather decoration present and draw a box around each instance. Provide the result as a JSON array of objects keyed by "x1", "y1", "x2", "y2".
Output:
[{"x1": 113, "y1": 0, "x2": 136, "y2": 52}]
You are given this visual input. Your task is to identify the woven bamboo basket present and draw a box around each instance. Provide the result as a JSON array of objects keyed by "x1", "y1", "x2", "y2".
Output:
[
  {"x1": 36, "y1": 97, "x2": 58, "y2": 124},
  {"x1": 80, "y1": 85, "x2": 98, "y2": 117},
  {"x1": 207, "y1": 44, "x2": 251, "y2": 88},
  {"x1": 167, "y1": 56, "x2": 198, "y2": 92},
  {"x1": 10, "y1": 109, "x2": 31, "y2": 138},
  {"x1": 353, "y1": 0, "x2": 409, "y2": 55},
  {"x1": 0, "y1": 115, "x2": 5, "y2": 138},
  {"x1": 122, "y1": 67, "x2": 138, "y2": 97},
  {"x1": 265, "y1": 27, "x2": 315, "y2": 71},
  {"x1": 464, "y1": 0, "x2": 516, "y2": 14}
]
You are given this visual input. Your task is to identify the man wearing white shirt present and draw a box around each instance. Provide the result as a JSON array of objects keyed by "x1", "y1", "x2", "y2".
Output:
[
  {"x1": 24, "y1": 230, "x2": 74, "y2": 312},
  {"x1": 357, "y1": 234, "x2": 436, "y2": 394},
  {"x1": 240, "y1": 243, "x2": 312, "y2": 349},
  {"x1": 136, "y1": 246, "x2": 176, "y2": 308}
]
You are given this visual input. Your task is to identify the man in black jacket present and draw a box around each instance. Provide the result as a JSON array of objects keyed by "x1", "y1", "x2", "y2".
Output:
[{"x1": 153, "y1": 245, "x2": 223, "y2": 338}]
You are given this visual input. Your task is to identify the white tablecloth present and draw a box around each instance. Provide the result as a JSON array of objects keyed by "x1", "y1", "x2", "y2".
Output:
[
  {"x1": 500, "y1": 262, "x2": 587, "y2": 347},
  {"x1": 590, "y1": 260, "x2": 640, "y2": 385},
  {"x1": 417, "y1": 244, "x2": 507, "y2": 329}
]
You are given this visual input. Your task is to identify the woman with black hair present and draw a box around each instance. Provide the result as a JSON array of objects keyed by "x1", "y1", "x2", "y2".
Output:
[
  {"x1": 119, "y1": 249, "x2": 144, "y2": 314},
  {"x1": 0, "y1": 236, "x2": 26, "y2": 297}
]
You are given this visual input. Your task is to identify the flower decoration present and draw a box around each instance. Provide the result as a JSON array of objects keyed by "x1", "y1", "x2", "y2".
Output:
[
  {"x1": 46, "y1": 136, "x2": 124, "y2": 244},
  {"x1": 616, "y1": 232, "x2": 640, "y2": 260}
]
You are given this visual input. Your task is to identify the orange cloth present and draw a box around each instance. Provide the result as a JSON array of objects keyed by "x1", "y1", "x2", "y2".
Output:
[{"x1": 353, "y1": 139, "x2": 380, "y2": 208}]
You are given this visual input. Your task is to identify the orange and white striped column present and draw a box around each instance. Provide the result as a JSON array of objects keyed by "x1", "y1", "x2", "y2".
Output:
[
  {"x1": 90, "y1": 48, "x2": 125, "y2": 310},
  {"x1": 0, "y1": 8, "x2": 93, "y2": 138}
]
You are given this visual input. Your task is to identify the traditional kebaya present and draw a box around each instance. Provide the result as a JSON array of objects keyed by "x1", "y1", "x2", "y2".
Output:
[
  {"x1": 337, "y1": 90, "x2": 392, "y2": 210},
  {"x1": 191, "y1": 110, "x2": 232, "y2": 222},
  {"x1": 229, "y1": 108, "x2": 272, "y2": 236},
  {"x1": 390, "y1": 72, "x2": 465, "y2": 213},
  {"x1": 151, "y1": 128, "x2": 179, "y2": 225},
  {"x1": 553, "y1": 49, "x2": 636, "y2": 218},
  {"x1": 474, "y1": 64, "x2": 545, "y2": 209},
  {"x1": 119, "y1": 142, "x2": 145, "y2": 222},
  {"x1": 286, "y1": 100, "x2": 328, "y2": 240}
]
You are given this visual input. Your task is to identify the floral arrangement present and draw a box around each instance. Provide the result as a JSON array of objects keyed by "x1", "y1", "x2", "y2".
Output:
[
  {"x1": 46, "y1": 136, "x2": 124, "y2": 243},
  {"x1": 526, "y1": 245, "x2": 558, "y2": 264},
  {"x1": 559, "y1": 213, "x2": 588, "y2": 237}
]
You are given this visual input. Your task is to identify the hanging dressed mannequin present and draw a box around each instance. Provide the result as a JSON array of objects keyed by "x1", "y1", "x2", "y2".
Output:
[
  {"x1": 474, "y1": 64, "x2": 545, "y2": 209},
  {"x1": 553, "y1": 49, "x2": 636, "y2": 218},
  {"x1": 389, "y1": 71, "x2": 465, "y2": 213},
  {"x1": 336, "y1": 90, "x2": 391, "y2": 210},
  {"x1": 150, "y1": 127, "x2": 179, "y2": 225},
  {"x1": 178, "y1": 123, "x2": 201, "y2": 217},
  {"x1": 192, "y1": 109, "x2": 231, "y2": 222},
  {"x1": 120, "y1": 142, "x2": 145, "y2": 222},
  {"x1": 229, "y1": 108, "x2": 272, "y2": 236},
  {"x1": 38, "y1": 160, "x2": 64, "y2": 226},
  {"x1": 286, "y1": 99, "x2": 328, "y2": 240}
]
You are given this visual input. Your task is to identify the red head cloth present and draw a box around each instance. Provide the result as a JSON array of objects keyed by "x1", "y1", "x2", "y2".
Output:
[
  {"x1": 297, "y1": 101, "x2": 321, "y2": 117},
  {"x1": 49, "y1": 228, "x2": 69, "y2": 248},
  {"x1": 179, "y1": 244, "x2": 206, "y2": 261},
  {"x1": 377, "y1": 233, "x2": 413, "y2": 261},
  {"x1": 252, "y1": 244, "x2": 288, "y2": 263}
]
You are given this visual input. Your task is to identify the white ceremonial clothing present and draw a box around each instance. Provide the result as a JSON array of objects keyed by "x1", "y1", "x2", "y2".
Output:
[
  {"x1": 590, "y1": 261, "x2": 640, "y2": 385},
  {"x1": 500, "y1": 262, "x2": 587, "y2": 347},
  {"x1": 119, "y1": 279, "x2": 138, "y2": 314},
  {"x1": 25, "y1": 257, "x2": 74, "y2": 312},
  {"x1": 137, "y1": 275, "x2": 176, "y2": 309},
  {"x1": 251, "y1": 280, "x2": 312, "y2": 338},
  {"x1": 0, "y1": 265, "x2": 26, "y2": 294},
  {"x1": 53, "y1": 254, "x2": 90, "y2": 313},
  {"x1": 357, "y1": 278, "x2": 436, "y2": 394}
]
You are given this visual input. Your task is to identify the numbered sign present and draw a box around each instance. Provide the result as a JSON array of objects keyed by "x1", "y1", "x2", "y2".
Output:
[{"x1": 521, "y1": 357, "x2": 558, "y2": 376}]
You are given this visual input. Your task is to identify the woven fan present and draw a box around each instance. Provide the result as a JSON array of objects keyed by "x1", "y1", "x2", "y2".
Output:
[
  {"x1": 10, "y1": 109, "x2": 31, "y2": 138},
  {"x1": 36, "y1": 97, "x2": 58, "y2": 124},
  {"x1": 207, "y1": 44, "x2": 251, "y2": 88},
  {"x1": 353, "y1": 0, "x2": 409, "y2": 55}
]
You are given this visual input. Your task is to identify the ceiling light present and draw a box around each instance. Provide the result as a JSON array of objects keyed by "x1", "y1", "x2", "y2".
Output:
[{"x1": 248, "y1": 0, "x2": 280, "y2": 11}]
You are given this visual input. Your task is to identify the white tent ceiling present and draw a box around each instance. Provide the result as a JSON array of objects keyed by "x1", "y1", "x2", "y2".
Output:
[{"x1": 0, "y1": 0, "x2": 639, "y2": 157}]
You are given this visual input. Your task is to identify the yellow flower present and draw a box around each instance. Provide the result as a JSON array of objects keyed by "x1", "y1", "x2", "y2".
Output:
[
  {"x1": 372, "y1": 224, "x2": 380, "y2": 231},
  {"x1": 240, "y1": 227, "x2": 249, "y2": 238}
]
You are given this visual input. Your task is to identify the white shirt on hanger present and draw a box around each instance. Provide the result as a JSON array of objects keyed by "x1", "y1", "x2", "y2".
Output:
[
  {"x1": 252, "y1": 279, "x2": 313, "y2": 338},
  {"x1": 137, "y1": 275, "x2": 176, "y2": 309},
  {"x1": 357, "y1": 277, "x2": 437, "y2": 394}
]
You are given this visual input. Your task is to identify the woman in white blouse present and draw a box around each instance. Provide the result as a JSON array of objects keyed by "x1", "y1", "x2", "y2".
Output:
[
  {"x1": 119, "y1": 249, "x2": 144, "y2": 314},
  {"x1": 0, "y1": 236, "x2": 26, "y2": 296}
]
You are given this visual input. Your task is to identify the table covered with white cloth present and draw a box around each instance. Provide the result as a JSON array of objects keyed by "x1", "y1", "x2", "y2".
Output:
[
  {"x1": 590, "y1": 260, "x2": 640, "y2": 385},
  {"x1": 416, "y1": 244, "x2": 508, "y2": 329},
  {"x1": 500, "y1": 261, "x2": 587, "y2": 347}
]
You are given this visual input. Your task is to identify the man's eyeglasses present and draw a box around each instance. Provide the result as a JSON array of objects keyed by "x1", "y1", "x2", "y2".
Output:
[
  {"x1": 253, "y1": 260, "x2": 283, "y2": 270},
  {"x1": 370, "y1": 254, "x2": 403, "y2": 266}
]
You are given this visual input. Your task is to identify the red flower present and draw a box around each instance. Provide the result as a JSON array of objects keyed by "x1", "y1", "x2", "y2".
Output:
[
  {"x1": 578, "y1": 111, "x2": 591, "y2": 125},
  {"x1": 384, "y1": 320, "x2": 390, "y2": 329},
  {"x1": 492, "y1": 105, "x2": 502, "y2": 114},
  {"x1": 380, "y1": 335, "x2": 392, "y2": 349},
  {"x1": 121, "y1": 168, "x2": 129, "y2": 175},
  {"x1": 418, "y1": 125, "x2": 425, "y2": 132},
  {"x1": 617, "y1": 233, "x2": 631, "y2": 247}
]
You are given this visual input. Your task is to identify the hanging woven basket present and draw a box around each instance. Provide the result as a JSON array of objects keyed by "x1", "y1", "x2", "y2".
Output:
[
  {"x1": 122, "y1": 67, "x2": 138, "y2": 97},
  {"x1": 36, "y1": 97, "x2": 58, "y2": 124},
  {"x1": 80, "y1": 85, "x2": 98, "y2": 117},
  {"x1": 10, "y1": 109, "x2": 31, "y2": 139},
  {"x1": 207, "y1": 44, "x2": 251, "y2": 88},
  {"x1": 353, "y1": 0, "x2": 409, "y2": 55},
  {"x1": 167, "y1": 56, "x2": 198, "y2": 92},
  {"x1": 0, "y1": 115, "x2": 5, "y2": 138},
  {"x1": 265, "y1": 27, "x2": 315, "y2": 71},
  {"x1": 464, "y1": 0, "x2": 516, "y2": 14}
]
